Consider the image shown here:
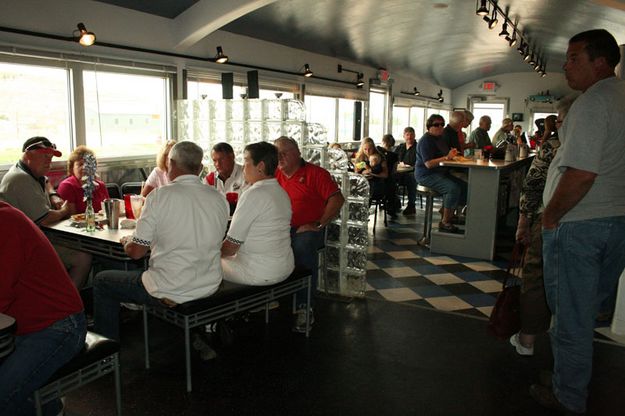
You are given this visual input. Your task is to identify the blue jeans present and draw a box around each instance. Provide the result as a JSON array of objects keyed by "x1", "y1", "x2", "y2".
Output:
[
  {"x1": 403, "y1": 172, "x2": 417, "y2": 206},
  {"x1": 542, "y1": 216, "x2": 625, "y2": 413},
  {"x1": 93, "y1": 270, "x2": 162, "y2": 340},
  {"x1": 291, "y1": 228, "x2": 325, "y2": 308},
  {"x1": 0, "y1": 312, "x2": 86, "y2": 416},
  {"x1": 417, "y1": 173, "x2": 467, "y2": 209}
]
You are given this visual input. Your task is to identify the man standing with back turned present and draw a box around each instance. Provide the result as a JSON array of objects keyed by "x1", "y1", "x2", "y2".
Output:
[{"x1": 530, "y1": 29, "x2": 625, "y2": 415}]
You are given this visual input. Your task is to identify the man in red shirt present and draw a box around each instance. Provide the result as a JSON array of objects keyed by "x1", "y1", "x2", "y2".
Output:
[
  {"x1": 274, "y1": 136, "x2": 344, "y2": 332},
  {"x1": 0, "y1": 201, "x2": 86, "y2": 416}
]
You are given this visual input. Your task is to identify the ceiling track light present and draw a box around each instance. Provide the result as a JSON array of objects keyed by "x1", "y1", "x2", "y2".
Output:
[
  {"x1": 498, "y1": 22, "x2": 509, "y2": 37},
  {"x1": 215, "y1": 46, "x2": 228, "y2": 64},
  {"x1": 302, "y1": 63, "x2": 313, "y2": 77},
  {"x1": 437, "y1": 89, "x2": 444, "y2": 103},
  {"x1": 338, "y1": 64, "x2": 365, "y2": 87},
  {"x1": 400, "y1": 88, "x2": 444, "y2": 102},
  {"x1": 508, "y1": 32, "x2": 518, "y2": 47},
  {"x1": 476, "y1": 0, "x2": 489, "y2": 16},
  {"x1": 528, "y1": 53, "x2": 536, "y2": 66},
  {"x1": 488, "y1": 8, "x2": 498, "y2": 29},
  {"x1": 356, "y1": 73, "x2": 364, "y2": 88},
  {"x1": 75, "y1": 22, "x2": 95, "y2": 46}
]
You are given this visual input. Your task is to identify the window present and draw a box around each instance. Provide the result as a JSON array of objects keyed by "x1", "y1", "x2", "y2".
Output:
[
  {"x1": 0, "y1": 62, "x2": 71, "y2": 165},
  {"x1": 471, "y1": 102, "x2": 505, "y2": 132},
  {"x1": 187, "y1": 79, "x2": 294, "y2": 101},
  {"x1": 530, "y1": 112, "x2": 557, "y2": 134},
  {"x1": 368, "y1": 90, "x2": 386, "y2": 141},
  {"x1": 392, "y1": 107, "x2": 410, "y2": 140},
  {"x1": 306, "y1": 95, "x2": 336, "y2": 141},
  {"x1": 83, "y1": 71, "x2": 169, "y2": 158},
  {"x1": 410, "y1": 106, "x2": 426, "y2": 135}
]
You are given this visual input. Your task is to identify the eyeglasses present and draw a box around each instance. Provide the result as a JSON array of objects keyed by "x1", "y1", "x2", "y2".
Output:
[{"x1": 431, "y1": 123, "x2": 445, "y2": 128}]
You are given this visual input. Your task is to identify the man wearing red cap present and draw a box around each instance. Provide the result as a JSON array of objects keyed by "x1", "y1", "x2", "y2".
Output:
[{"x1": 0, "y1": 136, "x2": 91, "y2": 287}]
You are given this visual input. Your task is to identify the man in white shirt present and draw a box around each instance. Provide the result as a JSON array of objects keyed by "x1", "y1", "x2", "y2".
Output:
[
  {"x1": 205, "y1": 142, "x2": 249, "y2": 195},
  {"x1": 93, "y1": 141, "x2": 229, "y2": 340}
]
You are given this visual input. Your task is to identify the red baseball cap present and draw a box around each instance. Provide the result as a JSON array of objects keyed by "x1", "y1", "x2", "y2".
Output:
[{"x1": 22, "y1": 137, "x2": 62, "y2": 157}]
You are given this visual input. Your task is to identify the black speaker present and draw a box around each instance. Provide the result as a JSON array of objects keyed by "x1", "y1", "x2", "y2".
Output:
[
  {"x1": 221, "y1": 72, "x2": 233, "y2": 99},
  {"x1": 353, "y1": 101, "x2": 362, "y2": 140},
  {"x1": 247, "y1": 70, "x2": 259, "y2": 99}
]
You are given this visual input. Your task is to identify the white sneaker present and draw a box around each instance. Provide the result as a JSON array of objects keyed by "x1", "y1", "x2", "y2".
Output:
[
  {"x1": 510, "y1": 332, "x2": 534, "y2": 356},
  {"x1": 292, "y1": 308, "x2": 314, "y2": 333}
]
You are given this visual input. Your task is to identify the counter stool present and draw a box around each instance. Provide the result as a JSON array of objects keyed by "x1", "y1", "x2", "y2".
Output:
[
  {"x1": 416, "y1": 184, "x2": 439, "y2": 246},
  {"x1": 369, "y1": 196, "x2": 387, "y2": 235},
  {"x1": 34, "y1": 331, "x2": 122, "y2": 416}
]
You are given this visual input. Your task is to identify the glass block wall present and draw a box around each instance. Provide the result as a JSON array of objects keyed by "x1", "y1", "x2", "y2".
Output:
[{"x1": 175, "y1": 98, "x2": 369, "y2": 298}]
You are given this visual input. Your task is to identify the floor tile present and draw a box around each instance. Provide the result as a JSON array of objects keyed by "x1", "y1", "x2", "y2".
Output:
[
  {"x1": 378, "y1": 287, "x2": 422, "y2": 302},
  {"x1": 391, "y1": 238, "x2": 419, "y2": 245},
  {"x1": 469, "y1": 280, "x2": 503, "y2": 293},
  {"x1": 394, "y1": 276, "x2": 435, "y2": 288},
  {"x1": 442, "y1": 283, "x2": 486, "y2": 296},
  {"x1": 366, "y1": 261, "x2": 379, "y2": 270},
  {"x1": 367, "y1": 276, "x2": 406, "y2": 290},
  {"x1": 425, "y1": 296, "x2": 473, "y2": 311},
  {"x1": 457, "y1": 293, "x2": 497, "y2": 308},
  {"x1": 410, "y1": 264, "x2": 446, "y2": 275},
  {"x1": 411, "y1": 285, "x2": 451, "y2": 298},
  {"x1": 387, "y1": 250, "x2": 419, "y2": 260},
  {"x1": 372, "y1": 259, "x2": 412, "y2": 269},
  {"x1": 454, "y1": 271, "x2": 493, "y2": 282},
  {"x1": 383, "y1": 267, "x2": 419, "y2": 278},
  {"x1": 367, "y1": 246, "x2": 384, "y2": 254},
  {"x1": 424, "y1": 273, "x2": 465, "y2": 285},
  {"x1": 464, "y1": 262, "x2": 502, "y2": 271},
  {"x1": 365, "y1": 283, "x2": 376, "y2": 292},
  {"x1": 476, "y1": 306, "x2": 494, "y2": 317},
  {"x1": 423, "y1": 256, "x2": 458, "y2": 265},
  {"x1": 439, "y1": 263, "x2": 473, "y2": 273}
]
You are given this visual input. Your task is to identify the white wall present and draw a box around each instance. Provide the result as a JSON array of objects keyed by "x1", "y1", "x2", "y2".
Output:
[{"x1": 452, "y1": 72, "x2": 573, "y2": 131}]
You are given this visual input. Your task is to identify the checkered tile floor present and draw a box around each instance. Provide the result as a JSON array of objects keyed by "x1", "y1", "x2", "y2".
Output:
[{"x1": 365, "y1": 203, "x2": 511, "y2": 319}]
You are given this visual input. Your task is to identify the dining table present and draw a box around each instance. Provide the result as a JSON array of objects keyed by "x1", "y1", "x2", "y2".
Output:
[{"x1": 429, "y1": 155, "x2": 533, "y2": 260}]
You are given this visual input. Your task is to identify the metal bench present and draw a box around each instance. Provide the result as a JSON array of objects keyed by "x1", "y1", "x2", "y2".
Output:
[
  {"x1": 142, "y1": 266, "x2": 312, "y2": 392},
  {"x1": 34, "y1": 331, "x2": 121, "y2": 416}
]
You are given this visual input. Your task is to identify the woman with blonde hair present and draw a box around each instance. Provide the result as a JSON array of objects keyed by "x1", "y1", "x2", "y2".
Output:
[
  {"x1": 354, "y1": 137, "x2": 389, "y2": 201},
  {"x1": 141, "y1": 139, "x2": 177, "y2": 197},
  {"x1": 57, "y1": 145, "x2": 109, "y2": 213}
]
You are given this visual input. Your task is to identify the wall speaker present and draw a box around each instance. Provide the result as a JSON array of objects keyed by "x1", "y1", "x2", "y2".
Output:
[
  {"x1": 247, "y1": 70, "x2": 259, "y2": 99},
  {"x1": 353, "y1": 101, "x2": 362, "y2": 140},
  {"x1": 221, "y1": 72, "x2": 233, "y2": 99}
]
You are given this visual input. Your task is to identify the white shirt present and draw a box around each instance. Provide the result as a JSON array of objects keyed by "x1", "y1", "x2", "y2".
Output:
[
  {"x1": 133, "y1": 174, "x2": 229, "y2": 304},
  {"x1": 213, "y1": 163, "x2": 249, "y2": 194},
  {"x1": 222, "y1": 178, "x2": 294, "y2": 285}
]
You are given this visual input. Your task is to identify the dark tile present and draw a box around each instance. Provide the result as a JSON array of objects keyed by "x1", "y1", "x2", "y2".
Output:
[
  {"x1": 454, "y1": 308, "x2": 489, "y2": 318},
  {"x1": 368, "y1": 252, "x2": 394, "y2": 261},
  {"x1": 439, "y1": 263, "x2": 473, "y2": 273},
  {"x1": 444, "y1": 283, "x2": 486, "y2": 296},
  {"x1": 457, "y1": 293, "x2": 497, "y2": 307},
  {"x1": 404, "y1": 298, "x2": 434, "y2": 308},
  {"x1": 394, "y1": 276, "x2": 435, "y2": 288},
  {"x1": 481, "y1": 269, "x2": 513, "y2": 281},
  {"x1": 366, "y1": 269, "x2": 392, "y2": 279},
  {"x1": 367, "y1": 276, "x2": 406, "y2": 290},
  {"x1": 410, "y1": 264, "x2": 446, "y2": 275},
  {"x1": 411, "y1": 285, "x2": 451, "y2": 298},
  {"x1": 455, "y1": 271, "x2": 492, "y2": 282},
  {"x1": 371, "y1": 259, "x2": 412, "y2": 268}
]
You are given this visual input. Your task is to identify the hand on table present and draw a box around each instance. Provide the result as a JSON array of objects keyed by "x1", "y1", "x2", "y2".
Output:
[{"x1": 120, "y1": 235, "x2": 131, "y2": 245}]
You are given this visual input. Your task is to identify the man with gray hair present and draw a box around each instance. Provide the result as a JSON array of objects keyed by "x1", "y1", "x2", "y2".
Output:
[
  {"x1": 442, "y1": 110, "x2": 465, "y2": 152},
  {"x1": 93, "y1": 141, "x2": 229, "y2": 340},
  {"x1": 491, "y1": 117, "x2": 515, "y2": 147}
]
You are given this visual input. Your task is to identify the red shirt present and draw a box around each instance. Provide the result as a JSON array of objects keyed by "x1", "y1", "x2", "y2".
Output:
[
  {"x1": 57, "y1": 175, "x2": 110, "y2": 213},
  {"x1": 0, "y1": 202, "x2": 83, "y2": 335},
  {"x1": 275, "y1": 161, "x2": 340, "y2": 227}
]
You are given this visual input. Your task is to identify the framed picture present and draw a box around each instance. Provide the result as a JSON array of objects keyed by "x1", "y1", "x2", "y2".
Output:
[{"x1": 512, "y1": 113, "x2": 524, "y2": 121}]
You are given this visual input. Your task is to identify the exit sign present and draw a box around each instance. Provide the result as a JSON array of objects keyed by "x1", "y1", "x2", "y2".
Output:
[{"x1": 482, "y1": 81, "x2": 498, "y2": 92}]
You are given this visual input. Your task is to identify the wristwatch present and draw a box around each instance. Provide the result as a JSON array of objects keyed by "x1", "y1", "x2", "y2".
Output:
[{"x1": 49, "y1": 192, "x2": 59, "y2": 198}]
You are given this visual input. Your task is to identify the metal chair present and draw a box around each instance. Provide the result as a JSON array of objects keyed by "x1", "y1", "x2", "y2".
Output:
[
  {"x1": 106, "y1": 183, "x2": 122, "y2": 199},
  {"x1": 120, "y1": 181, "x2": 142, "y2": 195}
]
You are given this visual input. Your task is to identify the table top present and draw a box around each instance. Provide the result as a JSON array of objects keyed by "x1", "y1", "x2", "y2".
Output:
[
  {"x1": 396, "y1": 164, "x2": 414, "y2": 174},
  {"x1": 0, "y1": 313, "x2": 16, "y2": 333},
  {"x1": 439, "y1": 156, "x2": 533, "y2": 170},
  {"x1": 43, "y1": 220, "x2": 135, "y2": 244}
]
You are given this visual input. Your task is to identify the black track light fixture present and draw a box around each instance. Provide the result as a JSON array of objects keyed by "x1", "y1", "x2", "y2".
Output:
[
  {"x1": 413, "y1": 87, "x2": 420, "y2": 96},
  {"x1": 476, "y1": 0, "x2": 489, "y2": 16},
  {"x1": 356, "y1": 73, "x2": 364, "y2": 88},
  {"x1": 75, "y1": 22, "x2": 95, "y2": 46},
  {"x1": 302, "y1": 64, "x2": 313, "y2": 77},
  {"x1": 437, "y1": 90, "x2": 444, "y2": 103},
  {"x1": 215, "y1": 46, "x2": 228, "y2": 64},
  {"x1": 528, "y1": 53, "x2": 536, "y2": 66},
  {"x1": 488, "y1": 8, "x2": 498, "y2": 29},
  {"x1": 498, "y1": 22, "x2": 509, "y2": 37},
  {"x1": 338, "y1": 64, "x2": 365, "y2": 87},
  {"x1": 508, "y1": 31, "x2": 518, "y2": 47}
]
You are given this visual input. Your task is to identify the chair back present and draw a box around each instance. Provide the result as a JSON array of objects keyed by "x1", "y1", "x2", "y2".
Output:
[
  {"x1": 121, "y1": 181, "x2": 143, "y2": 195},
  {"x1": 105, "y1": 183, "x2": 122, "y2": 199}
]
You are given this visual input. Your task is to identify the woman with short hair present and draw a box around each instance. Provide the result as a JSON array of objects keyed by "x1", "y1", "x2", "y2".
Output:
[
  {"x1": 221, "y1": 142, "x2": 294, "y2": 285},
  {"x1": 57, "y1": 145, "x2": 109, "y2": 213}
]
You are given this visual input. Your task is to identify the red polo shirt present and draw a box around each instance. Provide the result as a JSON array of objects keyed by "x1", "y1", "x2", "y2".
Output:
[
  {"x1": 275, "y1": 161, "x2": 340, "y2": 228},
  {"x1": 0, "y1": 202, "x2": 83, "y2": 335}
]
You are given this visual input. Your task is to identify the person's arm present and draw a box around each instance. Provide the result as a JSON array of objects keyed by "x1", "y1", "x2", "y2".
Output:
[
  {"x1": 39, "y1": 201, "x2": 73, "y2": 226},
  {"x1": 221, "y1": 239, "x2": 240, "y2": 257},
  {"x1": 296, "y1": 192, "x2": 345, "y2": 233},
  {"x1": 141, "y1": 184, "x2": 155, "y2": 197},
  {"x1": 46, "y1": 179, "x2": 65, "y2": 210},
  {"x1": 120, "y1": 235, "x2": 149, "y2": 260},
  {"x1": 542, "y1": 167, "x2": 596, "y2": 229},
  {"x1": 424, "y1": 148, "x2": 457, "y2": 169}
]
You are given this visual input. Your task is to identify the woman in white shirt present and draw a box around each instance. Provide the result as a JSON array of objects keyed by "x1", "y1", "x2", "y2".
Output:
[
  {"x1": 221, "y1": 141, "x2": 294, "y2": 285},
  {"x1": 141, "y1": 139, "x2": 177, "y2": 197}
]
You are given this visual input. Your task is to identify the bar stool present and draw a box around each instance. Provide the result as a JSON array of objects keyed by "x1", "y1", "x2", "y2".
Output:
[
  {"x1": 416, "y1": 184, "x2": 439, "y2": 246},
  {"x1": 369, "y1": 196, "x2": 387, "y2": 235}
]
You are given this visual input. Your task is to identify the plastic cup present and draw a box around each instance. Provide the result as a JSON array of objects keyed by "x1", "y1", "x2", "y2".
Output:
[
  {"x1": 123, "y1": 194, "x2": 135, "y2": 219},
  {"x1": 226, "y1": 192, "x2": 238, "y2": 216},
  {"x1": 130, "y1": 195, "x2": 144, "y2": 219}
]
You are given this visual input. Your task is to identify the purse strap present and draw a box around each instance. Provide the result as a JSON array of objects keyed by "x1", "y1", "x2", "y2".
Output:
[{"x1": 503, "y1": 242, "x2": 527, "y2": 288}]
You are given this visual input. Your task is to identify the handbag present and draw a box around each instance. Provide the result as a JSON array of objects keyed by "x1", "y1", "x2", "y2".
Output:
[{"x1": 488, "y1": 242, "x2": 526, "y2": 339}]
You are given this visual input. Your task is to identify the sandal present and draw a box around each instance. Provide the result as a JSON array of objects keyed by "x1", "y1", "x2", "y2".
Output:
[{"x1": 438, "y1": 222, "x2": 459, "y2": 233}]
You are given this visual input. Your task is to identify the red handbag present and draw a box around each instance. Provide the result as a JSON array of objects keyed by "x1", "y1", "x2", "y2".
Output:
[{"x1": 488, "y1": 242, "x2": 526, "y2": 339}]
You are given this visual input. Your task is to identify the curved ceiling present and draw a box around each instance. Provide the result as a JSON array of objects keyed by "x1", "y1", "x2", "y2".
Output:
[{"x1": 96, "y1": 0, "x2": 625, "y2": 89}]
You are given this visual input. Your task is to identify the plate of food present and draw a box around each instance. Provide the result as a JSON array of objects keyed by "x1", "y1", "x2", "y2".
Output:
[
  {"x1": 452, "y1": 156, "x2": 472, "y2": 162},
  {"x1": 70, "y1": 213, "x2": 107, "y2": 227}
]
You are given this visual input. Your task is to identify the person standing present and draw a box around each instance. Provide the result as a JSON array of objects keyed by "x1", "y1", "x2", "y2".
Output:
[
  {"x1": 395, "y1": 127, "x2": 418, "y2": 215},
  {"x1": 274, "y1": 136, "x2": 344, "y2": 332},
  {"x1": 530, "y1": 29, "x2": 625, "y2": 415}
]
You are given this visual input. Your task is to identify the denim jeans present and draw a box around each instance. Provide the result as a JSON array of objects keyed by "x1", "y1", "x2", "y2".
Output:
[
  {"x1": 404, "y1": 172, "x2": 417, "y2": 207},
  {"x1": 93, "y1": 269, "x2": 162, "y2": 340},
  {"x1": 0, "y1": 312, "x2": 86, "y2": 416},
  {"x1": 542, "y1": 216, "x2": 625, "y2": 413},
  {"x1": 291, "y1": 228, "x2": 325, "y2": 308},
  {"x1": 417, "y1": 173, "x2": 467, "y2": 209}
]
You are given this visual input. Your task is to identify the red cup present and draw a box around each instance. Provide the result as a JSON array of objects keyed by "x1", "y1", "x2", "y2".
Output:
[{"x1": 123, "y1": 194, "x2": 135, "y2": 219}]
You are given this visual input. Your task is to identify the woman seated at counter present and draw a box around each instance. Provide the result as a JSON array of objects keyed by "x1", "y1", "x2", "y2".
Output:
[
  {"x1": 415, "y1": 114, "x2": 468, "y2": 233},
  {"x1": 221, "y1": 141, "x2": 294, "y2": 285},
  {"x1": 57, "y1": 145, "x2": 109, "y2": 213},
  {"x1": 142, "y1": 139, "x2": 177, "y2": 197},
  {"x1": 354, "y1": 137, "x2": 389, "y2": 201}
]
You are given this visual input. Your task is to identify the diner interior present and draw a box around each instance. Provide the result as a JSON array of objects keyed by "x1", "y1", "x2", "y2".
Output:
[{"x1": 1, "y1": 0, "x2": 625, "y2": 415}]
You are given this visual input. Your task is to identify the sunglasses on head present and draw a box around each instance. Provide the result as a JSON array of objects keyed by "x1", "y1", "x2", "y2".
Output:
[
  {"x1": 431, "y1": 122, "x2": 445, "y2": 128},
  {"x1": 25, "y1": 141, "x2": 57, "y2": 152}
]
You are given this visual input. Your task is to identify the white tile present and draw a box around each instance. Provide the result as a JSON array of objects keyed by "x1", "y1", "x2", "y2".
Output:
[
  {"x1": 383, "y1": 267, "x2": 419, "y2": 278},
  {"x1": 476, "y1": 306, "x2": 494, "y2": 317},
  {"x1": 388, "y1": 250, "x2": 419, "y2": 260},
  {"x1": 470, "y1": 280, "x2": 503, "y2": 293},
  {"x1": 365, "y1": 283, "x2": 376, "y2": 292},
  {"x1": 367, "y1": 246, "x2": 384, "y2": 254},
  {"x1": 378, "y1": 288, "x2": 422, "y2": 302},
  {"x1": 423, "y1": 256, "x2": 458, "y2": 265},
  {"x1": 366, "y1": 261, "x2": 379, "y2": 270},
  {"x1": 465, "y1": 262, "x2": 501, "y2": 271},
  {"x1": 425, "y1": 296, "x2": 473, "y2": 311},
  {"x1": 424, "y1": 273, "x2": 465, "y2": 285},
  {"x1": 391, "y1": 238, "x2": 418, "y2": 245}
]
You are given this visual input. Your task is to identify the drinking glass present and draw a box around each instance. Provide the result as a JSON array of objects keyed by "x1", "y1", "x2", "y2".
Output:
[{"x1": 130, "y1": 195, "x2": 144, "y2": 219}]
